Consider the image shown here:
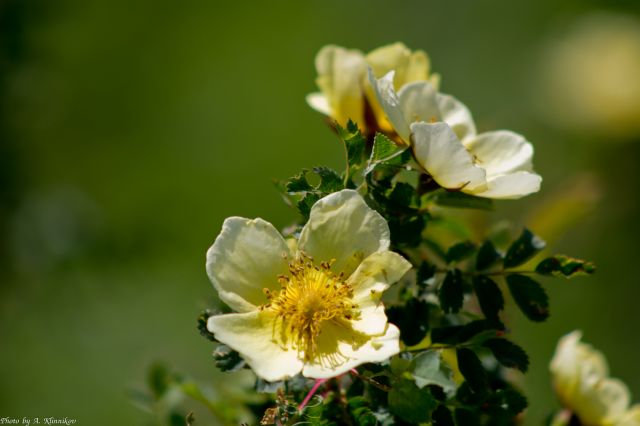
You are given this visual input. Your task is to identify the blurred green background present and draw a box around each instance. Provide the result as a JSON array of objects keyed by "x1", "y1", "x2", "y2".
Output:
[{"x1": 2, "y1": 0, "x2": 640, "y2": 424}]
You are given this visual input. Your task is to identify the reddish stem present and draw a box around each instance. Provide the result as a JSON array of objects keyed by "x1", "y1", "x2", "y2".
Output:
[{"x1": 298, "y1": 378, "x2": 327, "y2": 411}]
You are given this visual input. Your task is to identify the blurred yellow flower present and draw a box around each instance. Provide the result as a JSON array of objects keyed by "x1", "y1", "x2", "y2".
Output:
[
  {"x1": 550, "y1": 331, "x2": 640, "y2": 426},
  {"x1": 538, "y1": 13, "x2": 640, "y2": 140},
  {"x1": 306, "y1": 42, "x2": 438, "y2": 133},
  {"x1": 206, "y1": 190, "x2": 411, "y2": 381},
  {"x1": 369, "y1": 70, "x2": 542, "y2": 200}
]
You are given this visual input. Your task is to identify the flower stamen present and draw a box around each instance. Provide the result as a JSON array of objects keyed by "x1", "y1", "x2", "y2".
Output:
[{"x1": 263, "y1": 253, "x2": 361, "y2": 365}]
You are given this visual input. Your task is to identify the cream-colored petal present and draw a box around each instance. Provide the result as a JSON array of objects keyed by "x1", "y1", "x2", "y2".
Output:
[
  {"x1": 368, "y1": 69, "x2": 412, "y2": 141},
  {"x1": 365, "y1": 42, "x2": 430, "y2": 88},
  {"x1": 550, "y1": 331, "x2": 611, "y2": 411},
  {"x1": 348, "y1": 251, "x2": 412, "y2": 302},
  {"x1": 551, "y1": 331, "x2": 585, "y2": 405},
  {"x1": 298, "y1": 190, "x2": 390, "y2": 277},
  {"x1": 363, "y1": 44, "x2": 432, "y2": 134},
  {"x1": 471, "y1": 171, "x2": 542, "y2": 200},
  {"x1": 411, "y1": 122, "x2": 487, "y2": 191},
  {"x1": 302, "y1": 323, "x2": 401, "y2": 379},
  {"x1": 397, "y1": 81, "x2": 441, "y2": 125},
  {"x1": 306, "y1": 92, "x2": 331, "y2": 116},
  {"x1": 436, "y1": 93, "x2": 477, "y2": 141},
  {"x1": 207, "y1": 311, "x2": 304, "y2": 382},
  {"x1": 366, "y1": 42, "x2": 411, "y2": 79},
  {"x1": 618, "y1": 405, "x2": 640, "y2": 426},
  {"x1": 206, "y1": 217, "x2": 291, "y2": 312},
  {"x1": 464, "y1": 130, "x2": 534, "y2": 177},
  {"x1": 574, "y1": 377, "x2": 631, "y2": 425},
  {"x1": 347, "y1": 251, "x2": 411, "y2": 335},
  {"x1": 403, "y1": 50, "x2": 431, "y2": 86},
  {"x1": 350, "y1": 304, "x2": 389, "y2": 337},
  {"x1": 315, "y1": 45, "x2": 367, "y2": 127}
]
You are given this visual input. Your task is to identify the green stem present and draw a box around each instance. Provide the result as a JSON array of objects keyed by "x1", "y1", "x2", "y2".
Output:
[
  {"x1": 434, "y1": 269, "x2": 537, "y2": 277},
  {"x1": 405, "y1": 342, "x2": 477, "y2": 352},
  {"x1": 350, "y1": 369, "x2": 391, "y2": 392}
]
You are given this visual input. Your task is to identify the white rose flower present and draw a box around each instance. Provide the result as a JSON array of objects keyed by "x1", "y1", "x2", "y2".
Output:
[
  {"x1": 369, "y1": 70, "x2": 542, "y2": 200},
  {"x1": 550, "y1": 331, "x2": 639, "y2": 426},
  {"x1": 206, "y1": 190, "x2": 411, "y2": 382},
  {"x1": 306, "y1": 45, "x2": 368, "y2": 129},
  {"x1": 306, "y1": 43, "x2": 437, "y2": 133}
]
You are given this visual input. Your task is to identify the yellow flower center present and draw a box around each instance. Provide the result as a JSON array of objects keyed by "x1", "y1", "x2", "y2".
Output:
[{"x1": 262, "y1": 254, "x2": 361, "y2": 363}]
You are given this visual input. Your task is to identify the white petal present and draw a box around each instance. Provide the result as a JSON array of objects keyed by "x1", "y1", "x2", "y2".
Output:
[
  {"x1": 397, "y1": 81, "x2": 441, "y2": 125},
  {"x1": 298, "y1": 190, "x2": 390, "y2": 276},
  {"x1": 550, "y1": 331, "x2": 611, "y2": 410},
  {"x1": 403, "y1": 50, "x2": 431, "y2": 85},
  {"x1": 315, "y1": 45, "x2": 367, "y2": 126},
  {"x1": 349, "y1": 251, "x2": 412, "y2": 300},
  {"x1": 365, "y1": 42, "x2": 431, "y2": 88},
  {"x1": 347, "y1": 251, "x2": 412, "y2": 335},
  {"x1": 306, "y1": 92, "x2": 331, "y2": 116},
  {"x1": 411, "y1": 121, "x2": 487, "y2": 191},
  {"x1": 551, "y1": 331, "x2": 584, "y2": 402},
  {"x1": 618, "y1": 405, "x2": 640, "y2": 426},
  {"x1": 574, "y1": 377, "x2": 631, "y2": 425},
  {"x1": 207, "y1": 311, "x2": 304, "y2": 382},
  {"x1": 368, "y1": 69, "x2": 412, "y2": 141},
  {"x1": 206, "y1": 217, "x2": 291, "y2": 312},
  {"x1": 436, "y1": 93, "x2": 477, "y2": 141},
  {"x1": 366, "y1": 42, "x2": 411, "y2": 80},
  {"x1": 464, "y1": 130, "x2": 534, "y2": 177},
  {"x1": 302, "y1": 323, "x2": 401, "y2": 379},
  {"x1": 471, "y1": 171, "x2": 542, "y2": 200}
]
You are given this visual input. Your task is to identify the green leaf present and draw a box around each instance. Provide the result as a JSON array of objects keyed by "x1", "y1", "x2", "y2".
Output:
[
  {"x1": 456, "y1": 348, "x2": 489, "y2": 396},
  {"x1": 389, "y1": 355, "x2": 412, "y2": 376},
  {"x1": 366, "y1": 133, "x2": 408, "y2": 174},
  {"x1": 388, "y1": 378, "x2": 436, "y2": 423},
  {"x1": 285, "y1": 169, "x2": 312, "y2": 193},
  {"x1": 439, "y1": 269, "x2": 464, "y2": 313},
  {"x1": 296, "y1": 192, "x2": 321, "y2": 220},
  {"x1": 483, "y1": 338, "x2": 529, "y2": 373},
  {"x1": 495, "y1": 387, "x2": 528, "y2": 415},
  {"x1": 455, "y1": 381, "x2": 486, "y2": 406},
  {"x1": 347, "y1": 396, "x2": 377, "y2": 426},
  {"x1": 313, "y1": 166, "x2": 343, "y2": 193},
  {"x1": 416, "y1": 261, "x2": 436, "y2": 288},
  {"x1": 472, "y1": 276, "x2": 504, "y2": 322},
  {"x1": 476, "y1": 240, "x2": 502, "y2": 271},
  {"x1": 301, "y1": 395, "x2": 333, "y2": 426},
  {"x1": 371, "y1": 133, "x2": 401, "y2": 162},
  {"x1": 388, "y1": 181, "x2": 416, "y2": 209},
  {"x1": 446, "y1": 241, "x2": 477, "y2": 263},
  {"x1": 506, "y1": 274, "x2": 549, "y2": 322},
  {"x1": 410, "y1": 351, "x2": 455, "y2": 393},
  {"x1": 536, "y1": 255, "x2": 596, "y2": 278},
  {"x1": 386, "y1": 299, "x2": 431, "y2": 346},
  {"x1": 213, "y1": 344, "x2": 245, "y2": 372},
  {"x1": 338, "y1": 120, "x2": 367, "y2": 171},
  {"x1": 431, "y1": 191, "x2": 494, "y2": 210},
  {"x1": 454, "y1": 408, "x2": 480, "y2": 425},
  {"x1": 484, "y1": 386, "x2": 528, "y2": 418},
  {"x1": 504, "y1": 228, "x2": 546, "y2": 268},
  {"x1": 432, "y1": 405, "x2": 455, "y2": 426},
  {"x1": 283, "y1": 166, "x2": 345, "y2": 220},
  {"x1": 388, "y1": 214, "x2": 428, "y2": 248}
]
